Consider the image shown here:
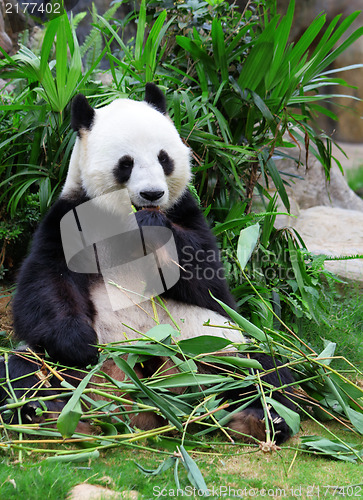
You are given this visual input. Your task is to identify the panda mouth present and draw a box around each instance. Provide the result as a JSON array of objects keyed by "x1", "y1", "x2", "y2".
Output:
[
  {"x1": 142, "y1": 205, "x2": 160, "y2": 210},
  {"x1": 133, "y1": 204, "x2": 161, "y2": 212}
]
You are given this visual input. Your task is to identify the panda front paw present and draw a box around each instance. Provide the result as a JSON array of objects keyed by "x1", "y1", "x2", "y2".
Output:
[
  {"x1": 47, "y1": 342, "x2": 99, "y2": 368},
  {"x1": 44, "y1": 323, "x2": 99, "y2": 367}
]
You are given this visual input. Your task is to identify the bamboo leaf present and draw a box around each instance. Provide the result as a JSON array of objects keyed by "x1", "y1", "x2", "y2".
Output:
[
  {"x1": 45, "y1": 450, "x2": 100, "y2": 463},
  {"x1": 314, "y1": 12, "x2": 363, "y2": 74},
  {"x1": 260, "y1": 152, "x2": 290, "y2": 212},
  {"x1": 300, "y1": 437, "x2": 361, "y2": 463},
  {"x1": 55, "y1": 15, "x2": 67, "y2": 106},
  {"x1": 177, "y1": 336, "x2": 232, "y2": 356},
  {"x1": 211, "y1": 295, "x2": 268, "y2": 342},
  {"x1": 266, "y1": 0, "x2": 294, "y2": 88},
  {"x1": 135, "y1": 456, "x2": 176, "y2": 476},
  {"x1": 106, "y1": 343, "x2": 176, "y2": 357},
  {"x1": 57, "y1": 364, "x2": 101, "y2": 438},
  {"x1": 63, "y1": 27, "x2": 82, "y2": 106},
  {"x1": 40, "y1": 17, "x2": 59, "y2": 77},
  {"x1": 135, "y1": 0, "x2": 146, "y2": 62},
  {"x1": 179, "y1": 445, "x2": 208, "y2": 493},
  {"x1": 144, "y1": 324, "x2": 180, "y2": 341},
  {"x1": 238, "y1": 42, "x2": 274, "y2": 91},
  {"x1": 237, "y1": 16, "x2": 278, "y2": 91},
  {"x1": 112, "y1": 356, "x2": 183, "y2": 430},
  {"x1": 38, "y1": 176, "x2": 51, "y2": 215},
  {"x1": 346, "y1": 408, "x2": 363, "y2": 435},
  {"x1": 324, "y1": 376, "x2": 363, "y2": 435},
  {"x1": 209, "y1": 355, "x2": 263, "y2": 371},
  {"x1": 317, "y1": 342, "x2": 336, "y2": 366},
  {"x1": 147, "y1": 373, "x2": 233, "y2": 389},
  {"x1": 237, "y1": 223, "x2": 260, "y2": 269},
  {"x1": 211, "y1": 18, "x2": 228, "y2": 81},
  {"x1": 287, "y1": 14, "x2": 325, "y2": 72}
]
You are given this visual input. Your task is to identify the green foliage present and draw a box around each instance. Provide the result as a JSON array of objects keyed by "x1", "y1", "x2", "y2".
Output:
[
  {"x1": 0, "y1": 194, "x2": 40, "y2": 277},
  {"x1": 172, "y1": 0, "x2": 363, "y2": 208},
  {"x1": 0, "y1": 0, "x2": 361, "y2": 321},
  {"x1": 214, "y1": 195, "x2": 332, "y2": 327},
  {"x1": 1, "y1": 0, "x2": 361, "y2": 211},
  {"x1": 0, "y1": 13, "x2": 107, "y2": 273},
  {"x1": 0, "y1": 2, "x2": 362, "y2": 486},
  {"x1": 347, "y1": 166, "x2": 363, "y2": 197},
  {"x1": 0, "y1": 321, "x2": 362, "y2": 475},
  {"x1": 297, "y1": 283, "x2": 363, "y2": 371}
]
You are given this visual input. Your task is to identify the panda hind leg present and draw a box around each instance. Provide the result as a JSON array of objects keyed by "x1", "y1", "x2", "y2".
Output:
[
  {"x1": 226, "y1": 352, "x2": 296, "y2": 445},
  {"x1": 228, "y1": 407, "x2": 292, "y2": 445},
  {"x1": 0, "y1": 351, "x2": 71, "y2": 425}
]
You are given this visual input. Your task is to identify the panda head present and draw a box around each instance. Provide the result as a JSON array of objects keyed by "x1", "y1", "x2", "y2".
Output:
[{"x1": 62, "y1": 84, "x2": 191, "y2": 211}]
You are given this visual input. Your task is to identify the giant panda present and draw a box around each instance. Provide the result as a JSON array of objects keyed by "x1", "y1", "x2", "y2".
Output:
[{"x1": 0, "y1": 84, "x2": 296, "y2": 443}]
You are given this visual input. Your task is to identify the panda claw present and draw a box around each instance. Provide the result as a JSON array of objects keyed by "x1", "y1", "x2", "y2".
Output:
[{"x1": 273, "y1": 417, "x2": 283, "y2": 424}]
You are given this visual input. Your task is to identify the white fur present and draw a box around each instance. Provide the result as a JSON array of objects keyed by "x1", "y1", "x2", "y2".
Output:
[
  {"x1": 62, "y1": 99, "x2": 191, "y2": 211},
  {"x1": 90, "y1": 281, "x2": 244, "y2": 346}
]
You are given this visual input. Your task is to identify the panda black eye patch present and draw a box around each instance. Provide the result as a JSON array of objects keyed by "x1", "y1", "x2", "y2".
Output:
[
  {"x1": 158, "y1": 150, "x2": 174, "y2": 176},
  {"x1": 114, "y1": 155, "x2": 134, "y2": 184}
]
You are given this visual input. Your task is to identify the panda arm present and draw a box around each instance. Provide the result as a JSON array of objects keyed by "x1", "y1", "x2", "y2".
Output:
[
  {"x1": 136, "y1": 191, "x2": 235, "y2": 315},
  {"x1": 12, "y1": 198, "x2": 99, "y2": 367}
]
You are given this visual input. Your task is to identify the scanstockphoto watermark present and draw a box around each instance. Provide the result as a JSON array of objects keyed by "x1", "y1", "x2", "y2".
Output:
[
  {"x1": 181, "y1": 246, "x2": 297, "y2": 282},
  {"x1": 153, "y1": 485, "x2": 363, "y2": 497},
  {"x1": 60, "y1": 191, "x2": 180, "y2": 311},
  {"x1": 153, "y1": 485, "x2": 289, "y2": 497}
]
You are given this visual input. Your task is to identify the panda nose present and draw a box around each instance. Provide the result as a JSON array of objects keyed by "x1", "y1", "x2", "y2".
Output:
[{"x1": 140, "y1": 190, "x2": 165, "y2": 202}]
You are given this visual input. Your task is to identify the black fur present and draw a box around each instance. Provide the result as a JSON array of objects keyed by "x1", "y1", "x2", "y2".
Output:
[
  {"x1": 228, "y1": 353, "x2": 295, "y2": 444},
  {"x1": 71, "y1": 94, "x2": 95, "y2": 133},
  {"x1": 12, "y1": 194, "x2": 99, "y2": 367},
  {"x1": 144, "y1": 83, "x2": 167, "y2": 114},
  {"x1": 0, "y1": 351, "x2": 67, "y2": 424},
  {"x1": 158, "y1": 149, "x2": 174, "y2": 176},
  {"x1": 114, "y1": 155, "x2": 134, "y2": 185},
  {"x1": 135, "y1": 191, "x2": 235, "y2": 316}
]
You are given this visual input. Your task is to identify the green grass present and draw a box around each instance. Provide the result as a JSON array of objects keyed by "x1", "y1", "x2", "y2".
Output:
[
  {"x1": 1, "y1": 284, "x2": 362, "y2": 499},
  {"x1": 0, "y1": 421, "x2": 362, "y2": 499},
  {"x1": 347, "y1": 166, "x2": 363, "y2": 198},
  {"x1": 297, "y1": 281, "x2": 363, "y2": 372}
]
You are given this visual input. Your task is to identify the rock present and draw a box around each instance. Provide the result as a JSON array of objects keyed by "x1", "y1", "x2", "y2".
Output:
[
  {"x1": 0, "y1": 1, "x2": 13, "y2": 56},
  {"x1": 0, "y1": 78, "x2": 14, "y2": 92},
  {"x1": 1, "y1": 0, "x2": 28, "y2": 34},
  {"x1": 272, "y1": 142, "x2": 363, "y2": 231},
  {"x1": 284, "y1": 206, "x2": 363, "y2": 281},
  {"x1": 0, "y1": 0, "x2": 34, "y2": 56},
  {"x1": 273, "y1": 151, "x2": 363, "y2": 219},
  {"x1": 271, "y1": 143, "x2": 363, "y2": 281},
  {"x1": 331, "y1": 142, "x2": 363, "y2": 171},
  {"x1": 67, "y1": 484, "x2": 139, "y2": 500}
]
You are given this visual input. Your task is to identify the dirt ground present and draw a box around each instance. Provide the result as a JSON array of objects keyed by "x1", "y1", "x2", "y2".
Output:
[{"x1": 0, "y1": 288, "x2": 13, "y2": 339}]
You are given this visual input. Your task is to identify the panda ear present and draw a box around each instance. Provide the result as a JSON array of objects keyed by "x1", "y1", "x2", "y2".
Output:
[
  {"x1": 71, "y1": 94, "x2": 95, "y2": 132},
  {"x1": 144, "y1": 83, "x2": 167, "y2": 115}
]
